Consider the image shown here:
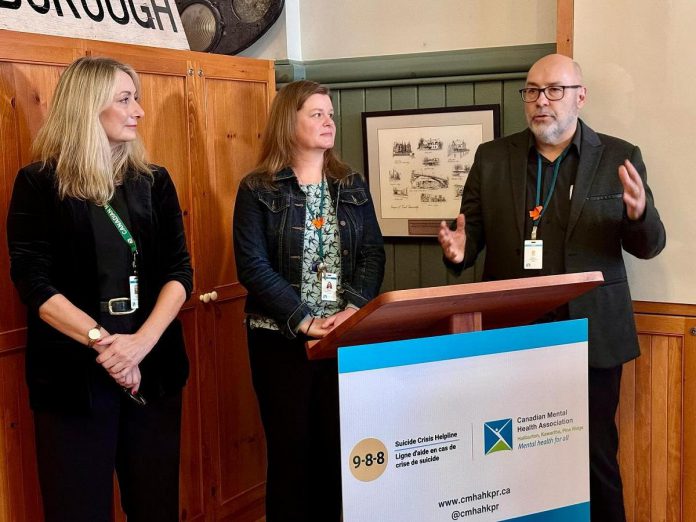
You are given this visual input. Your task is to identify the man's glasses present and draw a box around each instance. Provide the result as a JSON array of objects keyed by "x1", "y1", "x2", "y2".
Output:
[{"x1": 519, "y1": 85, "x2": 583, "y2": 103}]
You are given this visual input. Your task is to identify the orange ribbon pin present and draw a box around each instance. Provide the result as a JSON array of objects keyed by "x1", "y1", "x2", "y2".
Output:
[
  {"x1": 529, "y1": 205, "x2": 543, "y2": 220},
  {"x1": 311, "y1": 216, "x2": 325, "y2": 229}
]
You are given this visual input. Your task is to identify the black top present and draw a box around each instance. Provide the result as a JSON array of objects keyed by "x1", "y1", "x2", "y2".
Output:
[
  {"x1": 524, "y1": 125, "x2": 582, "y2": 275},
  {"x1": 8, "y1": 163, "x2": 193, "y2": 411},
  {"x1": 524, "y1": 127, "x2": 582, "y2": 322},
  {"x1": 89, "y1": 186, "x2": 138, "y2": 333}
]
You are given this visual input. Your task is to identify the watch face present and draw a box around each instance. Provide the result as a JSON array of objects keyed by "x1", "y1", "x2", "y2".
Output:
[{"x1": 88, "y1": 328, "x2": 101, "y2": 341}]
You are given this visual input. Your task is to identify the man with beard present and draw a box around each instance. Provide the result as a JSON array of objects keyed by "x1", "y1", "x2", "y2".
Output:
[{"x1": 439, "y1": 54, "x2": 665, "y2": 521}]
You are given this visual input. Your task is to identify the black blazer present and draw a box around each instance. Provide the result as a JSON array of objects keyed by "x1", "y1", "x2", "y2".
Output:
[
  {"x1": 451, "y1": 120, "x2": 666, "y2": 368},
  {"x1": 7, "y1": 162, "x2": 193, "y2": 412}
]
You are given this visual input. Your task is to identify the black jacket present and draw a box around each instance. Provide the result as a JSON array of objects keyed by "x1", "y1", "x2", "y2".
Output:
[
  {"x1": 449, "y1": 120, "x2": 666, "y2": 368},
  {"x1": 7, "y1": 162, "x2": 193, "y2": 411}
]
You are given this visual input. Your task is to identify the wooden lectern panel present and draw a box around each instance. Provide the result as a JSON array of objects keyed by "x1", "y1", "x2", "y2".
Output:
[{"x1": 307, "y1": 272, "x2": 604, "y2": 360}]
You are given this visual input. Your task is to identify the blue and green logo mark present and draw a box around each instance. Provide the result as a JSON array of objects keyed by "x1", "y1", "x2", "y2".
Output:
[{"x1": 484, "y1": 418, "x2": 513, "y2": 454}]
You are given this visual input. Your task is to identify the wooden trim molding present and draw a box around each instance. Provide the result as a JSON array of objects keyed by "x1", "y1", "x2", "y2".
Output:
[
  {"x1": 275, "y1": 43, "x2": 556, "y2": 86},
  {"x1": 633, "y1": 301, "x2": 696, "y2": 318},
  {"x1": 556, "y1": 0, "x2": 574, "y2": 57}
]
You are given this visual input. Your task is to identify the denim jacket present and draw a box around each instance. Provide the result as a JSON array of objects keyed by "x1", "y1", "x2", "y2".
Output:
[{"x1": 233, "y1": 168, "x2": 385, "y2": 339}]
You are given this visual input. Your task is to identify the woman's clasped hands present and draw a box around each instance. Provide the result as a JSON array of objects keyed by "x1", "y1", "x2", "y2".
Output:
[{"x1": 94, "y1": 332, "x2": 155, "y2": 392}]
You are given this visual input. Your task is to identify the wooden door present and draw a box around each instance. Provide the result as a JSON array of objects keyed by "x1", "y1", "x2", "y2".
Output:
[
  {"x1": 192, "y1": 53, "x2": 274, "y2": 521},
  {"x1": 0, "y1": 31, "x2": 84, "y2": 522},
  {"x1": 86, "y1": 41, "x2": 207, "y2": 521}
]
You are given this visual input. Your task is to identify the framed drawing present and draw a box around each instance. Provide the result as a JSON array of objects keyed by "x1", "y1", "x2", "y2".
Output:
[{"x1": 362, "y1": 105, "x2": 500, "y2": 237}]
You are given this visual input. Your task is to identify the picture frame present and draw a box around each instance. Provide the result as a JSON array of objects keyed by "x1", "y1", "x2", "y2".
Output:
[{"x1": 362, "y1": 105, "x2": 500, "y2": 237}]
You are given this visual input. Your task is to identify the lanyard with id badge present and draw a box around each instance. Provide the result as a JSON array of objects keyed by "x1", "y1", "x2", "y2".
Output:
[
  {"x1": 524, "y1": 148, "x2": 569, "y2": 270},
  {"x1": 103, "y1": 204, "x2": 140, "y2": 310},
  {"x1": 308, "y1": 178, "x2": 338, "y2": 302},
  {"x1": 102, "y1": 203, "x2": 147, "y2": 406}
]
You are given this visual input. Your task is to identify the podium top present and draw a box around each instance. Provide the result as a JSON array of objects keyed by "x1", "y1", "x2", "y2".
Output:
[{"x1": 306, "y1": 271, "x2": 604, "y2": 360}]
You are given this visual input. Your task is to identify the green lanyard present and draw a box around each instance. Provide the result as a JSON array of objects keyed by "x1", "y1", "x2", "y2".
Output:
[
  {"x1": 531, "y1": 147, "x2": 569, "y2": 240},
  {"x1": 103, "y1": 203, "x2": 138, "y2": 274},
  {"x1": 307, "y1": 177, "x2": 326, "y2": 262}
]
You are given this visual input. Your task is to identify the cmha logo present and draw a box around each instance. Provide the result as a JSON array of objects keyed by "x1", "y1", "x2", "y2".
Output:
[{"x1": 484, "y1": 418, "x2": 513, "y2": 455}]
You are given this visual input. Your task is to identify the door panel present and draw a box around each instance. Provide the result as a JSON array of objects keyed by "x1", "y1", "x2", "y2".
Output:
[
  {"x1": 196, "y1": 69, "x2": 270, "y2": 520},
  {"x1": 1, "y1": 48, "x2": 72, "y2": 522}
]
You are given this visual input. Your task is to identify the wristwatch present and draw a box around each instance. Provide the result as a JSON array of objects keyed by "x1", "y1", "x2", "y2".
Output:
[{"x1": 87, "y1": 324, "x2": 102, "y2": 348}]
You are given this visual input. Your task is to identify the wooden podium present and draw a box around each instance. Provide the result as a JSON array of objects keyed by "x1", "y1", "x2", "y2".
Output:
[{"x1": 307, "y1": 271, "x2": 604, "y2": 360}]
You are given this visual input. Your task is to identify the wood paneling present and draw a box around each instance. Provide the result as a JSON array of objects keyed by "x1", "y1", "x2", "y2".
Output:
[
  {"x1": 0, "y1": 350, "x2": 42, "y2": 522},
  {"x1": 684, "y1": 317, "x2": 696, "y2": 519},
  {"x1": 621, "y1": 304, "x2": 696, "y2": 522},
  {"x1": 195, "y1": 69, "x2": 270, "y2": 521},
  {"x1": 0, "y1": 29, "x2": 273, "y2": 521},
  {"x1": 556, "y1": 0, "x2": 574, "y2": 58}
]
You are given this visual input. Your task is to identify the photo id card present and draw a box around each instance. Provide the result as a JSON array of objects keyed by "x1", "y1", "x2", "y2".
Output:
[
  {"x1": 524, "y1": 240, "x2": 543, "y2": 270},
  {"x1": 321, "y1": 272, "x2": 338, "y2": 302},
  {"x1": 129, "y1": 275, "x2": 140, "y2": 310}
]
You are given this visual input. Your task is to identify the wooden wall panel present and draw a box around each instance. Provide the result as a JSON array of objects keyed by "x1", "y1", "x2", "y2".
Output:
[
  {"x1": 329, "y1": 90, "x2": 342, "y2": 163},
  {"x1": 216, "y1": 298, "x2": 266, "y2": 500},
  {"x1": 179, "y1": 308, "x2": 205, "y2": 522},
  {"x1": 556, "y1": 0, "x2": 574, "y2": 57},
  {"x1": 503, "y1": 79, "x2": 528, "y2": 136},
  {"x1": 666, "y1": 336, "x2": 682, "y2": 522},
  {"x1": 194, "y1": 72, "x2": 270, "y2": 520},
  {"x1": 684, "y1": 317, "x2": 696, "y2": 520},
  {"x1": 337, "y1": 89, "x2": 365, "y2": 172},
  {"x1": 445, "y1": 83, "x2": 474, "y2": 107},
  {"x1": 199, "y1": 76, "x2": 268, "y2": 288},
  {"x1": 11, "y1": 64, "x2": 64, "y2": 166},
  {"x1": 418, "y1": 84, "x2": 446, "y2": 108},
  {"x1": 0, "y1": 44, "x2": 72, "y2": 522},
  {"x1": 0, "y1": 62, "x2": 23, "y2": 337},
  {"x1": 1, "y1": 62, "x2": 66, "y2": 336},
  {"x1": 621, "y1": 311, "x2": 693, "y2": 522},
  {"x1": 390, "y1": 86, "x2": 418, "y2": 111},
  {"x1": 0, "y1": 350, "x2": 42, "y2": 522}
]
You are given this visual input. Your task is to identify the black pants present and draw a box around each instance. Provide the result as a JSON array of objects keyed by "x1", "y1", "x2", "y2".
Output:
[
  {"x1": 33, "y1": 366, "x2": 182, "y2": 522},
  {"x1": 588, "y1": 366, "x2": 625, "y2": 522},
  {"x1": 247, "y1": 326, "x2": 342, "y2": 522}
]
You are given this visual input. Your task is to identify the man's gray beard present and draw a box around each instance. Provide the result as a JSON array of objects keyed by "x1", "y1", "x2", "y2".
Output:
[
  {"x1": 530, "y1": 122, "x2": 563, "y2": 144},
  {"x1": 528, "y1": 113, "x2": 578, "y2": 145}
]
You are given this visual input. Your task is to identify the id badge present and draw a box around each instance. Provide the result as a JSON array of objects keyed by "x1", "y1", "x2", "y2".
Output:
[
  {"x1": 321, "y1": 272, "x2": 338, "y2": 302},
  {"x1": 523, "y1": 240, "x2": 543, "y2": 270},
  {"x1": 129, "y1": 275, "x2": 140, "y2": 310}
]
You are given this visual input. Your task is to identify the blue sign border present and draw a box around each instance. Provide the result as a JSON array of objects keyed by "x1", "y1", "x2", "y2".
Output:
[{"x1": 338, "y1": 319, "x2": 587, "y2": 374}]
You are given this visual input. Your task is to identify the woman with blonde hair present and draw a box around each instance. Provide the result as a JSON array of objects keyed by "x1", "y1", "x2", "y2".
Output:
[
  {"x1": 7, "y1": 56, "x2": 192, "y2": 521},
  {"x1": 233, "y1": 80, "x2": 385, "y2": 520}
]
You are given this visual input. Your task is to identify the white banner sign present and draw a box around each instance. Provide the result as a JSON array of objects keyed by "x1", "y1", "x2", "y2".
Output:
[
  {"x1": 0, "y1": 0, "x2": 189, "y2": 50},
  {"x1": 339, "y1": 320, "x2": 590, "y2": 521}
]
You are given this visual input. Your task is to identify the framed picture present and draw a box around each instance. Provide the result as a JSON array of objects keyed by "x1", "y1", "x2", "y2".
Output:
[{"x1": 362, "y1": 105, "x2": 500, "y2": 237}]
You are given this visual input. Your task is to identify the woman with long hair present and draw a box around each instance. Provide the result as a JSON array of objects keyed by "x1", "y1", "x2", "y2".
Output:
[
  {"x1": 7, "y1": 56, "x2": 192, "y2": 521},
  {"x1": 233, "y1": 80, "x2": 385, "y2": 520}
]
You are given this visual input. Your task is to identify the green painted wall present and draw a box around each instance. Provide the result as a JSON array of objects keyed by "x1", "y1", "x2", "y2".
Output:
[{"x1": 276, "y1": 44, "x2": 555, "y2": 292}]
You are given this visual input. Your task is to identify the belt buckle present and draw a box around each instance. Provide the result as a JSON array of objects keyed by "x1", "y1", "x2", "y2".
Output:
[{"x1": 108, "y1": 297, "x2": 135, "y2": 315}]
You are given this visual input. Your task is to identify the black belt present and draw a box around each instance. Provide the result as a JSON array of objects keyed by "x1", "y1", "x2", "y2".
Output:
[{"x1": 100, "y1": 297, "x2": 136, "y2": 315}]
